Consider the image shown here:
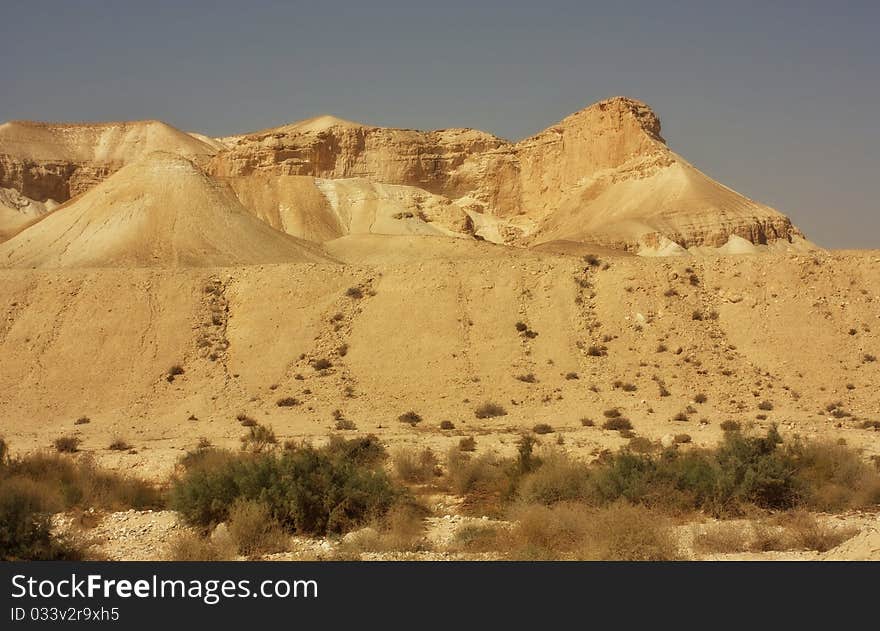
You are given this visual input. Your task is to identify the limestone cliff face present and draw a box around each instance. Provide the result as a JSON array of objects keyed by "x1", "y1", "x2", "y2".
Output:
[
  {"x1": 0, "y1": 120, "x2": 218, "y2": 202},
  {"x1": 210, "y1": 116, "x2": 511, "y2": 206},
  {"x1": 0, "y1": 99, "x2": 808, "y2": 252}
]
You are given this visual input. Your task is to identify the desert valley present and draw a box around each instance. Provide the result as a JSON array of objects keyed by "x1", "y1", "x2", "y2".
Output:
[{"x1": 1, "y1": 97, "x2": 878, "y2": 561}]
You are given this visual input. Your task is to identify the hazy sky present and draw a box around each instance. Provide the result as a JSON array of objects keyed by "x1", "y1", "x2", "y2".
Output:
[{"x1": 2, "y1": 1, "x2": 877, "y2": 248}]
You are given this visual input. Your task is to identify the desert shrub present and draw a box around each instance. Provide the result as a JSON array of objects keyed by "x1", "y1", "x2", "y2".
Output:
[
  {"x1": 54, "y1": 436, "x2": 81, "y2": 453},
  {"x1": 628, "y1": 437, "x2": 656, "y2": 453},
  {"x1": 237, "y1": 413, "x2": 258, "y2": 426},
  {"x1": 693, "y1": 523, "x2": 750, "y2": 554},
  {"x1": 583, "y1": 254, "x2": 601, "y2": 267},
  {"x1": 672, "y1": 412, "x2": 689, "y2": 422},
  {"x1": 312, "y1": 358, "x2": 333, "y2": 371},
  {"x1": 694, "y1": 393, "x2": 708, "y2": 404},
  {"x1": 514, "y1": 321, "x2": 528, "y2": 332},
  {"x1": 439, "y1": 420, "x2": 455, "y2": 430},
  {"x1": 74, "y1": 416, "x2": 90, "y2": 425},
  {"x1": 791, "y1": 440, "x2": 880, "y2": 511},
  {"x1": 602, "y1": 417, "x2": 632, "y2": 431},
  {"x1": 580, "y1": 418, "x2": 595, "y2": 427},
  {"x1": 276, "y1": 397, "x2": 300, "y2": 407},
  {"x1": 0, "y1": 446, "x2": 160, "y2": 559},
  {"x1": 345, "y1": 287, "x2": 364, "y2": 299},
  {"x1": 781, "y1": 511, "x2": 857, "y2": 552},
  {"x1": 861, "y1": 420, "x2": 880, "y2": 430},
  {"x1": 508, "y1": 502, "x2": 680, "y2": 561},
  {"x1": 324, "y1": 434, "x2": 387, "y2": 468},
  {"x1": 516, "y1": 373, "x2": 537, "y2": 383},
  {"x1": 341, "y1": 501, "x2": 429, "y2": 555},
  {"x1": 474, "y1": 402, "x2": 507, "y2": 419},
  {"x1": 720, "y1": 420, "x2": 741, "y2": 432},
  {"x1": 603, "y1": 408, "x2": 621, "y2": 418},
  {"x1": 170, "y1": 437, "x2": 399, "y2": 536},
  {"x1": 532, "y1": 423, "x2": 553, "y2": 435},
  {"x1": 2, "y1": 452, "x2": 159, "y2": 511},
  {"x1": 0, "y1": 478, "x2": 84, "y2": 561},
  {"x1": 663, "y1": 288, "x2": 679, "y2": 297},
  {"x1": 579, "y1": 502, "x2": 681, "y2": 560},
  {"x1": 864, "y1": 353, "x2": 877, "y2": 363},
  {"x1": 445, "y1": 447, "x2": 514, "y2": 516},
  {"x1": 166, "y1": 364, "x2": 185, "y2": 382},
  {"x1": 517, "y1": 454, "x2": 593, "y2": 505},
  {"x1": 565, "y1": 372, "x2": 579, "y2": 380},
  {"x1": 227, "y1": 498, "x2": 288, "y2": 556},
  {"x1": 240, "y1": 423, "x2": 278, "y2": 453},
  {"x1": 451, "y1": 524, "x2": 503, "y2": 553},
  {"x1": 586, "y1": 345, "x2": 607, "y2": 357},
  {"x1": 398, "y1": 411, "x2": 423, "y2": 425},
  {"x1": 166, "y1": 532, "x2": 234, "y2": 561},
  {"x1": 335, "y1": 418, "x2": 357, "y2": 431},
  {"x1": 458, "y1": 436, "x2": 477, "y2": 452},
  {"x1": 674, "y1": 434, "x2": 692, "y2": 444},
  {"x1": 108, "y1": 438, "x2": 131, "y2": 451},
  {"x1": 758, "y1": 400, "x2": 774, "y2": 411},
  {"x1": 393, "y1": 447, "x2": 438, "y2": 483}
]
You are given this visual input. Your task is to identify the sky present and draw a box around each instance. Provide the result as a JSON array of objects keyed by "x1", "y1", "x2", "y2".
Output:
[{"x1": 1, "y1": 1, "x2": 878, "y2": 248}]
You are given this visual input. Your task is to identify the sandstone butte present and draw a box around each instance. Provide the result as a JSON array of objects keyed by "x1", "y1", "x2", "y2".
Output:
[{"x1": 0, "y1": 96, "x2": 810, "y2": 265}]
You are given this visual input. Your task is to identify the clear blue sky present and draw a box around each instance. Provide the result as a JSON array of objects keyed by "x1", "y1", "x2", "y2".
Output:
[{"x1": 2, "y1": 1, "x2": 877, "y2": 248}]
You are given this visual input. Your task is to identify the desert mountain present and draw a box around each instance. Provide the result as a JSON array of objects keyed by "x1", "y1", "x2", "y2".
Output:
[
  {"x1": 0, "y1": 152, "x2": 330, "y2": 268},
  {"x1": 0, "y1": 119, "x2": 218, "y2": 204},
  {"x1": 0, "y1": 98, "x2": 808, "y2": 255},
  {"x1": 208, "y1": 97, "x2": 807, "y2": 252}
]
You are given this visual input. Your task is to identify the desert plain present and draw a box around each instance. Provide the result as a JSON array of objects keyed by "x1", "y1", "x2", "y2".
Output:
[{"x1": 1, "y1": 97, "x2": 878, "y2": 561}]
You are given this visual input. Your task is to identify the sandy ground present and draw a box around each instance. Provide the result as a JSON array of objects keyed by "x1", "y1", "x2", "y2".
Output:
[{"x1": 1, "y1": 246, "x2": 877, "y2": 479}]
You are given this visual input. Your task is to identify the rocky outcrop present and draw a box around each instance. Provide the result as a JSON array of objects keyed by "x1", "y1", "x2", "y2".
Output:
[
  {"x1": 0, "y1": 120, "x2": 218, "y2": 202},
  {"x1": 0, "y1": 98, "x2": 808, "y2": 252}
]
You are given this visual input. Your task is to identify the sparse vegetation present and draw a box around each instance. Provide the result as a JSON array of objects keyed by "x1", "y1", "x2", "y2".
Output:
[
  {"x1": 166, "y1": 364, "x2": 185, "y2": 383},
  {"x1": 602, "y1": 417, "x2": 632, "y2": 431},
  {"x1": 108, "y1": 438, "x2": 132, "y2": 451},
  {"x1": 458, "y1": 436, "x2": 477, "y2": 452},
  {"x1": 53, "y1": 436, "x2": 81, "y2": 453},
  {"x1": 240, "y1": 423, "x2": 277, "y2": 453},
  {"x1": 276, "y1": 396, "x2": 300, "y2": 407},
  {"x1": 586, "y1": 345, "x2": 607, "y2": 357},
  {"x1": 440, "y1": 420, "x2": 455, "y2": 430},
  {"x1": 227, "y1": 498, "x2": 288, "y2": 556},
  {"x1": 758, "y1": 400, "x2": 774, "y2": 411},
  {"x1": 580, "y1": 418, "x2": 595, "y2": 427},
  {"x1": 335, "y1": 418, "x2": 357, "y2": 431},
  {"x1": 171, "y1": 435, "x2": 398, "y2": 536},
  {"x1": 398, "y1": 411, "x2": 423, "y2": 425},
  {"x1": 393, "y1": 447, "x2": 439, "y2": 483},
  {"x1": 516, "y1": 373, "x2": 537, "y2": 383},
  {"x1": 312, "y1": 358, "x2": 333, "y2": 371},
  {"x1": 533, "y1": 423, "x2": 554, "y2": 435},
  {"x1": 694, "y1": 393, "x2": 707, "y2": 404},
  {"x1": 74, "y1": 416, "x2": 90, "y2": 425},
  {"x1": 720, "y1": 420, "x2": 741, "y2": 432},
  {"x1": 1, "y1": 442, "x2": 160, "y2": 560},
  {"x1": 345, "y1": 286, "x2": 364, "y2": 299},
  {"x1": 474, "y1": 402, "x2": 507, "y2": 419}
]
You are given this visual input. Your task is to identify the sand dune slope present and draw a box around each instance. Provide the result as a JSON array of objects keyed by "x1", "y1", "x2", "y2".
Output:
[{"x1": 0, "y1": 152, "x2": 332, "y2": 268}]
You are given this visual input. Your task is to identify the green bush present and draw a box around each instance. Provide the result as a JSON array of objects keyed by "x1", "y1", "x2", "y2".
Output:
[{"x1": 170, "y1": 436, "x2": 399, "y2": 536}]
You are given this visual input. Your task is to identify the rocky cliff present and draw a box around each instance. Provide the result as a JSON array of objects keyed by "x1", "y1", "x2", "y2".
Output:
[{"x1": 0, "y1": 98, "x2": 808, "y2": 253}]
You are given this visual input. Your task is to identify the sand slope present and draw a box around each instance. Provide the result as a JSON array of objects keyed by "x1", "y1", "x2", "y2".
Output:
[
  {"x1": 226, "y1": 175, "x2": 472, "y2": 242},
  {"x1": 0, "y1": 152, "x2": 332, "y2": 268}
]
